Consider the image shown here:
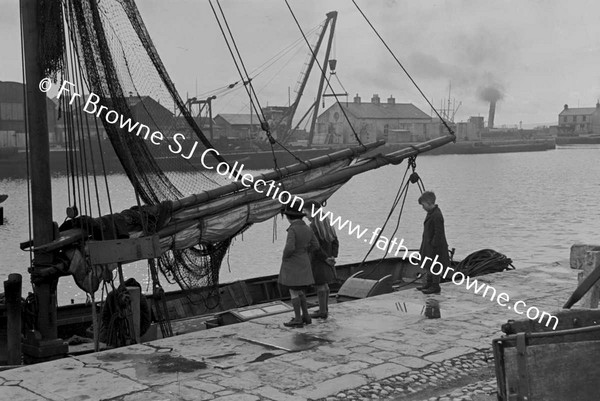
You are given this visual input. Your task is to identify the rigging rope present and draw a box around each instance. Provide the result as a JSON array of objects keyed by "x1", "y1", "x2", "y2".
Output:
[
  {"x1": 210, "y1": 0, "x2": 305, "y2": 171},
  {"x1": 359, "y1": 158, "x2": 414, "y2": 264},
  {"x1": 351, "y1": 0, "x2": 455, "y2": 137}
]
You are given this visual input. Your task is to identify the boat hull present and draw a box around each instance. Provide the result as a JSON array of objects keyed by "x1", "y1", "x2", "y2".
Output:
[{"x1": 0, "y1": 256, "x2": 423, "y2": 347}]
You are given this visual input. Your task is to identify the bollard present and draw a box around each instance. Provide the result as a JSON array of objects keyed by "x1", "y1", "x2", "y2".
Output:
[
  {"x1": 4, "y1": 273, "x2": 22, "y2": 365},
  {"x1": 0, "y1": 206, "x2": 3, "y2": 225},
  {"x1": 126, "y1": 286, "x2": 141, "y2": 344},
  {"x1": 570, "y1": 243, "x2": 600, "y2": 270},
  {"x1": 578, "y1": 251, "x2": 600, "y2": 308}
]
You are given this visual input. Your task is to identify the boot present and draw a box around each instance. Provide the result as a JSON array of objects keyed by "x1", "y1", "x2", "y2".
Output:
[
  {"x1": 310, "y1": 289, "x2": 329, "y2": 319},
  {"x1": 417, "y1": 275, "x2": 432, "y2": 291},
  {"x1": 422, "y1": 275, "x2": 441, "y2": 294},
  {"x1": 299, "y1": 293, "x2": 312, "y2": 325},
  {"x1": 283, "y1": 298, "x2": 303, "y2": 327},
  {"x1": 421, "y1": 285, "x2": 441, "y2": 295}
]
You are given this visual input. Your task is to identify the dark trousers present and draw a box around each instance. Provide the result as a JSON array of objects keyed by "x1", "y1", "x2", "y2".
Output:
[{"x1": 423, "y1": 258, "x2": 441, "y2": 287}]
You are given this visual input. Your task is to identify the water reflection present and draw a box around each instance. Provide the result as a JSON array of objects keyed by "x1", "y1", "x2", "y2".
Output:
[{"x1": 395, "y1": 298, "x2": 441, "y2": 319}]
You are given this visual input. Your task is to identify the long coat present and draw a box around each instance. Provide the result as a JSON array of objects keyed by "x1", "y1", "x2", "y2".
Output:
[
  {"x1": 419, "y1": 205, "x2": 450, "y2": 269},
  {"x1": 279, "y1": 220, "x2": 318, "y2": 287},
  {"x1": 309, "y1": 220, "x2": 339, "y2": 284}
]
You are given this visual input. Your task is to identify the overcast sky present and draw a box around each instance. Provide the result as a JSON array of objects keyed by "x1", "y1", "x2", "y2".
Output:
[{"x1": 2, "y1": 0, "x2": 600, "y2": 127}]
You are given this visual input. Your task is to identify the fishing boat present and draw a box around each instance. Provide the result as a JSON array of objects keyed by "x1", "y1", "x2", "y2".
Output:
[
  {"x1": 2, "y1": 0, "x2": 466, "y2": 365},
  {"x1": 53, "y1": 256, "x2": 425, "y2": 342}
]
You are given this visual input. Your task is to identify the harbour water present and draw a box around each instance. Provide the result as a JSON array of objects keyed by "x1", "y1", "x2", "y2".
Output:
[{"x1": 1, "y1": 147, "x2": 598, "y2": 304}]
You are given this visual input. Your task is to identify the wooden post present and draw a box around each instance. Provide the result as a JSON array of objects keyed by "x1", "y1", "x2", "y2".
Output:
[
  {"x1": 4, "y1": 273, "x2": 22, "y2": 365},
  {"x1": 570, "y1": 244, "x2": 600, "y2": 308},
  {"x1": 126, "y1": 287, "x2": 141, "y2": 344},
  {"x1": 570, "y1": 243, "x2": 600, "y2": 270},
  {"x1": 580, "y1": 251, "x2": 600, "y2": 308},
  {"x1": 20, "y1": 0, "x2": 67, "y2": 361}
]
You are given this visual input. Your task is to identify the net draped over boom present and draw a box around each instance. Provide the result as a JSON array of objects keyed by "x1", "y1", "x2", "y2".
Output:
[
  {"x1": 40, "y1": 0, "x2": 359, "y2": 295},
  {"x1": 38, "y1": 0, "x2": 455, "y2": 298}
]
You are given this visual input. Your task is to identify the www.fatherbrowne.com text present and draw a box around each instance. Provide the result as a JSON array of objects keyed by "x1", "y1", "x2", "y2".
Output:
[{"x1": 308, "y1": 204, "x2": 560, "y2": 330}]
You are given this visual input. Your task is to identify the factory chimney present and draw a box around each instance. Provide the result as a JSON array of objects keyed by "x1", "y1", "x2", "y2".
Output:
[
  {"x1": 488, "y1": 100, "x2": 496, "y2": 129},
  {"x1": 478, "y1": 85, "x2": 502, "y2": 129}
]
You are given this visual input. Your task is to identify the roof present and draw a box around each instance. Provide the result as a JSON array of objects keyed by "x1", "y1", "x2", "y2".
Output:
[
  {"x1": 215, "y1": 114, "x2": 261, "y2": 125},
  {"x1": 0, "y1": 81, "x2": 57, "y2": 109},
  {"x1": 340, "y1": 102, "x2": 431, "y2": 120},
  {"x1": 125, "y1": 96, "x2": 149, "y2": 107},
  {"x1": 559, "y1": 107, "x2": 598, "y2": 116}
]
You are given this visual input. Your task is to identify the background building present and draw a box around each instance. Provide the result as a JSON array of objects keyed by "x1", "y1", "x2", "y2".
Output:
[
  {"x1": 0, "y1": 81, "x2": 58, "y2": 148},
  {"x1": 557, "y1": 103, "x2": 600, "y2": 135},
  {"x1": 455, "y1": 116, "x2": 484, "y2": 141},
  {"x1": 214, "y1": 114, "x2": 261, "y2": 140},
  {"x1": 315, "y1": 94, "x2": 441, "y2": 144}
]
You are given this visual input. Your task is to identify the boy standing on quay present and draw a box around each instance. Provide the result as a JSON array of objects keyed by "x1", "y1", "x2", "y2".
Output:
[
  {"x1": 303, "y1": 200, "x2": 339, "y2": 319},
  {"x1": 279, "y1": 204, "x2": 319, "y2": 327},
  {"x1": 417, "y1": 191, "x2": 449, "y2": 295}
]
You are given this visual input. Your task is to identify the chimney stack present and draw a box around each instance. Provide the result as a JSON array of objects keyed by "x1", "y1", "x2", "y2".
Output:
[
  {"x1": 387, "y1": 95, "x2": 395, "y2": 104},
  {"x1": 354, "y1": 93, "x2": 361, "y2": 104},
  {"x1": 488, "y1": 100, "x2": 496, "y2": 129},
  {"x1": 371, "y1": 94, "x2": 380, "y2": 104}
]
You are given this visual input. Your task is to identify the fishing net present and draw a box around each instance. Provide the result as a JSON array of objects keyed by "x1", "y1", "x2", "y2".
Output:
[{"x1": 38, "y1": 0, "x2": 243, "y2": 303}]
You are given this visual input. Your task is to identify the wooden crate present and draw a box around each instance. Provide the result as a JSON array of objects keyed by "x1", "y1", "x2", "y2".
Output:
[{"x1": 493, "y1": 323, "x2": 600, "y2": 401}]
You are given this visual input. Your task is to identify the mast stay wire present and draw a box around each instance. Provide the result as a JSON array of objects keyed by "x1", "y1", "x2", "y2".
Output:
[
  {"x1": 351, "y1": 0, "x2": 455, "y2": 137},
  {"x1": 284, "y1": 0, "x2": 363, "y2": 146},
  {"x1": 231, "y1": 44, "x2": 307, "y2": 115},
  {"x1": 196, "y1": 23, "x2": 322, "y2": 101},
  {"x1": 210, "y1": 0, "x2": 305, "y2": 171}
]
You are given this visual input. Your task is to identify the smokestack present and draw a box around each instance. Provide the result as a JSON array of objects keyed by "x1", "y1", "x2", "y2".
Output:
[
  {"x1": 478, "y1": 85, "x2": 502, "y2": 129},
  {"x1": 488, "y1": 100, "x2": 496, "y2": 129}
]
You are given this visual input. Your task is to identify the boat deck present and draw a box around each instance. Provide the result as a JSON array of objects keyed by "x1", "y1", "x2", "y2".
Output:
[{"x1": 0, "y1": 261, "x2": 578, "y2": 401}]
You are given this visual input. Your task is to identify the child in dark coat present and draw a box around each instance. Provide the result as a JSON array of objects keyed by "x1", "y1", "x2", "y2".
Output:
[
  {"x1": 303, "y1": 200, "x2": 339, "y2": 319},
  {"x1": 417, "y1": 191, "x2": 449, "y2": 295}
]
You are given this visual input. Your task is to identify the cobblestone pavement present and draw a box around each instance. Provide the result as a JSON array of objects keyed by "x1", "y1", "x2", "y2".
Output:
[
  {"x1": 0, "y1": 261, "x2": 577, "y2": 400},
  {"x1": 318, "y1": 350, "x2": 496, "y2": 401}
]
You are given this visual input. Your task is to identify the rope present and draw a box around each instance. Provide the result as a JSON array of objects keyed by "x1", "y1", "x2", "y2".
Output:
[
  {"x1": 449, "y1": 249, "x2": 515, "y2": 280},
  {"x1": 210, "y1": 0, "x2": 305, "y2": 171},
  {"x1": 359, "y1": 160, "x2": 413, "y2": 264},
  {"x1": 357, "y1": 156, "x2": 427, "y2": 276},
  {"x1": 351, "y1": 0, "x2": 455, "y2": 136}
]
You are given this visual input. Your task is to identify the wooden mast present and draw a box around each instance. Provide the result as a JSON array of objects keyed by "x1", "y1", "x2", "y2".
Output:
[{"x1": 20, "y1": 0, "x2": 67, "y2": 360}]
